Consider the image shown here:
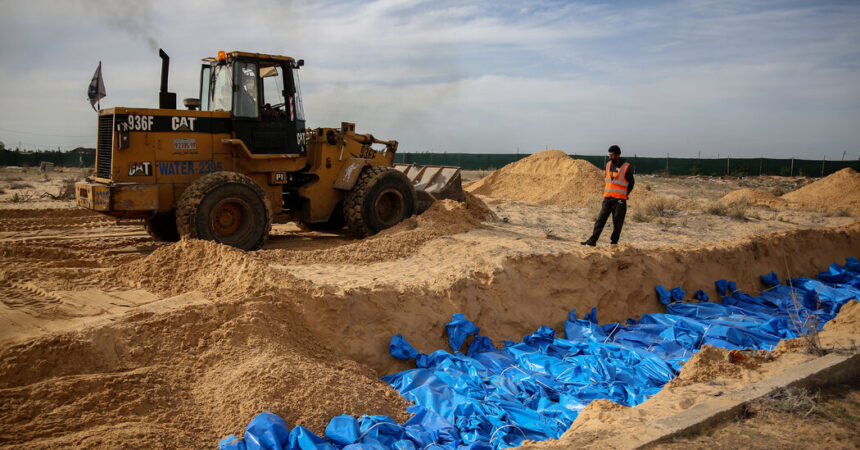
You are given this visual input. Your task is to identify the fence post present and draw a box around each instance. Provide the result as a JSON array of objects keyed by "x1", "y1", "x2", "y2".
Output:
[
  {"x1": 790, "y1": 158, "x2": 794, "y2": 177},
  {"x1": 759, "y1": 157, "x2": 763, "y2": 176},
  {"x1": 821, "y1": 156, "x2": 825, "y2": 177},
  {"x1": 666, "y1": 153, "x2": 669, "y2": 174},
  {"x1": 727, "y1": 156, "x2": 730, "y2": 176}
]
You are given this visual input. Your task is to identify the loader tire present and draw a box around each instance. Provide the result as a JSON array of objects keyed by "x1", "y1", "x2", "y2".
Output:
[
  {"x1": 176, "y1": 172, "x2": 272, "y2": 251},
  {"x1": 344, "y1": 166, "x2": 416, "y2": 238},
  {"x1": 144, "y1": 212, "x2": 179, "y2": 242}
]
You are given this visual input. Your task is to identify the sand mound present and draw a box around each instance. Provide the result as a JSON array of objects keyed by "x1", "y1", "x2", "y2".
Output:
[
  {"x1": 194, "y1": 346, "x2": 411, "y2": 437},
  {"x1": 573, "y1": 398, "x2": 627, "y2": 425},
  {"x1": 110, "y1": 239, "x2": 303, "y2": 298},
  {"x1": 672, "y1": 345, "x2": 762, "y2": 386},
  {"x1": 465, "y1": 150, "x2": 606, "y2": 206},
  {"x1": 464, "y1": 191, "x2": 499, "y2": 221},
  {"x1": 782, "y1": 168, "x2": 860, "y2": 216},
  {"x1": 823, "y1": 300, "x2": 859, "y2": 334},
  {"x1": 264, "y1": 197, "x2": 494, "y2": 266},
  {"x1": 719, "y1": 188, "x2": 787, "y2": 208},
  {"x1": 0, "y1": 294, "x2": 410, "y2": 446},
  {"x1": 466, "y1": 150, "x2": 653, "y2": 206}
]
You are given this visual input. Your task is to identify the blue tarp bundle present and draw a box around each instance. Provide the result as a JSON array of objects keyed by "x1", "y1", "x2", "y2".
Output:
[{"x1": 220, "y1": 257, "x2": 859, "y2": 450}]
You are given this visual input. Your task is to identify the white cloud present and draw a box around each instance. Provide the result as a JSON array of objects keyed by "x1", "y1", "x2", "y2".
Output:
[{"x1": 0, "y1": 0, "x2": 858, "y2": 159}]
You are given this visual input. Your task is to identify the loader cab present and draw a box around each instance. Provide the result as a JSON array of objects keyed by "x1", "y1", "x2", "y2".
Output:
[{"x1": 200, "y1": 51, "x2": 307, "y2": 155}]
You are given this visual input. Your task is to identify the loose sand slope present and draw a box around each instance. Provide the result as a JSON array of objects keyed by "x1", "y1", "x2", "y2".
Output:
[
  {"x1": 783, "y1": 168, "x2": 860, "y2": 216},
  {"x1": 0, "y1": 165, "x2": 858, "y2": 448},
  {"x1": 719, "y1": 187, "x2": 788, "y2": 208},
  {"x1": 466, "y1": 151, "x2": 609, "y2": 206}
]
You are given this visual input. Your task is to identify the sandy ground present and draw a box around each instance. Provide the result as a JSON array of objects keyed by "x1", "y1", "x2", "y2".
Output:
[
  {"x1": 649, "y1": 382, "x2": 859, "y2": 449},
  {"x1": 1, "y1": 154, "x2": 859, "y2": 448}
]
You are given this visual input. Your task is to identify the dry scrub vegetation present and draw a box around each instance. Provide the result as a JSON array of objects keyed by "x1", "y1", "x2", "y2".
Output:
[
  {"x1": 1, "y1": 168, "x2": 86, "y2": 205},
  {"x1": 704, "y1": 199, "x2": 750, "y2": 220}
]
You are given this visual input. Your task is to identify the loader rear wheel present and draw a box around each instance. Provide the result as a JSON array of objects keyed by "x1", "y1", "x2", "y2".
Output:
[
  {"x1": 344, "y1": 167, "x2": 416, "y2": 238},
  {"x1": 176, "y1": 172, "x2": 272, "y2": 251},
  {"x1": 144, "y1": 212, "x2": 179, "y2": 242}
]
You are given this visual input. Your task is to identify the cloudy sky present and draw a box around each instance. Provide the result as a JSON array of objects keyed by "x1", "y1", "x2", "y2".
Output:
[{"x1": 1, "y1": 0, "x2": 859, "y2": 159}]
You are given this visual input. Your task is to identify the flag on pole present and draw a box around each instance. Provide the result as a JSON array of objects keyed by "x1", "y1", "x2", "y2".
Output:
[{"x1": 87, "y1": 62, "x2": 106, "y2": 112}]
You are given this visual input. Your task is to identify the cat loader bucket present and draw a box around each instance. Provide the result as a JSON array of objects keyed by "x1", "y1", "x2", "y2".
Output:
[{"x1": 393, "y1": 164, "x2": 465, "y2": 213}]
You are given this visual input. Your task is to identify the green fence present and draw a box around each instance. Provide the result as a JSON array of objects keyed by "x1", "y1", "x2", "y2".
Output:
[
  {"x1": 4, "y1": 150, "x2": 855, "y2": 177},
  {"x1": 395, "y1": 153, "x2": 859, "y2": 177},
  {"x1": 0, "y1": 151, "x2": 95, "y2": 168}
]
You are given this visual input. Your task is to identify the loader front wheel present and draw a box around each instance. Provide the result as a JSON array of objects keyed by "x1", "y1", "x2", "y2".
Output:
[
  {"x1": 176, "y1": 172, "x2": 272, "y2": 250},
  {"x1": 144, "y1": 212, "x2": 179, "y2": 242},
  {"x1": 344, "y1": 167, "x2": 416, "y2": 238}
]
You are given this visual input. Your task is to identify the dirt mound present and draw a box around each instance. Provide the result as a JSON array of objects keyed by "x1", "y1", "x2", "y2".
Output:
[
  {"x1": 464, "y1": 191, "x2": 499, "y2": 221},
  {"x1": 263, "y1": 197, "x2": 494, "y2": 266},
  {"x1": 719, "y1": 188, "x2": 787, "y2": 208},
  {"x1": 672, "y1": 345, "x2": 763, "y2": 386},
  {"x1": 110, "y1": 239, "x2": 304, "y2": 298},
  {"x1": 465, "y1": 151, "x2": 606, "y2": 206},
  {"x1": 823, "y1": 300, "x2": 859, "y2": 334},
  {"x1": 0, "y1": 294, "x2": 410, "y2": 447},
  {"x1": 782, "y1": 168, "x2": 860, "y2": 216},
  {"x1": 573, "y1": 398, "x2": 627, "y2": 424}
]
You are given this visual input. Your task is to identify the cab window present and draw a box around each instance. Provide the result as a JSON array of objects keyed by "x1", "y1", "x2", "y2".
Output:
[
  {"x1": 210, "y1": 64, "x2": 232, "y2": 112},
  {"x1": 233, "y1": 62, "x2": 259, "y2": 119}
]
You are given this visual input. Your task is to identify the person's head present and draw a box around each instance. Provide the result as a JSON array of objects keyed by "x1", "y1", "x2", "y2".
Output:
[{"x1": 608, "y1": 145, "x2": 621, "y2": 163}]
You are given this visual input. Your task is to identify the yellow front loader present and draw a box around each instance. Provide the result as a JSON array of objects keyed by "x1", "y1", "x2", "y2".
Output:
[{"x1": 76, "y1": 50, "x2": 463, "y2": 250}]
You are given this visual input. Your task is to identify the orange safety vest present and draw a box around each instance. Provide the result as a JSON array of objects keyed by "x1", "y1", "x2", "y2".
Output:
[{"x1": 604, "y1": 161, "x2": 630, "y2": 199}]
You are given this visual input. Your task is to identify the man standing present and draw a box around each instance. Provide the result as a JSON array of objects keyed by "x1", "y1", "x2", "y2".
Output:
[{"x1": 582, "y1": 145, "x2": 635, "y2": 246}]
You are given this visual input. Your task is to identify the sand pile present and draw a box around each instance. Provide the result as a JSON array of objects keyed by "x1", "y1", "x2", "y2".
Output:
[
  {"x1": 465, "y1": 151, "x2": 606, "y2": 206},
  {"x1": 719, "y1": 188, "x2": 787, "y2": 208},
  {"x1": 110, "y1": 239, "x2": 305, "y2": 298},
  {"x1": 0, "y1": 294, "x2": 411, "y2": 447},
  {"x1": 463, "y1": 191, "x2": 499, "y2": 221},
  {"x1": 467, "y1": 150, "x2": 653, "y2": 206},
  {"x1": 671, "y1": 345, "x2": 762, "y2": 386},
  {"x1": 823, "y1": 300, "x2": 859, "y2": 334},
  {"x1": 570, "y1": 398, "x2": 626, "y2": 425},
  {"x1": 264, "y1": 195, "x2": 495, "y2": 266},
  {"x1": 782, "y1": 168, "x2": 860, "y2": 216}
]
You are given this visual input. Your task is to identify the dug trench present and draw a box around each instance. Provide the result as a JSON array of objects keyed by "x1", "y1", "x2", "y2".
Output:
[{"x1": 1, "y1": 222, "x2": 859, "y2": 447}]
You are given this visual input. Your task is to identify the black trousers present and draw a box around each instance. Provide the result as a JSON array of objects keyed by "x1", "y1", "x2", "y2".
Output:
[{"x1": 588, "y1": 197, "x2": 627, "y2": 244}]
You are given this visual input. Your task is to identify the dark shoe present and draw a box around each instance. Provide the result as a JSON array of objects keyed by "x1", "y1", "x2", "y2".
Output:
[
  {"x1": 581, "y1": 240, "x2": 596, "y2": 247},
  {"x1": 610, "y1": 241, "x2": 618, "y2": 245}
]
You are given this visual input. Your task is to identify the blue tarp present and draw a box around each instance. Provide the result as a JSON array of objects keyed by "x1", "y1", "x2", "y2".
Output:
[{"x1": 221, "y1": 258, "x2": 859, "y2": 449}]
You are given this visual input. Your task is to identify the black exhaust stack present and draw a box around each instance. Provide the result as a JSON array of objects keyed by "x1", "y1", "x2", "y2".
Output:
[{"x1": 159, "y1": 48, "x2": 176, "y2": 110}]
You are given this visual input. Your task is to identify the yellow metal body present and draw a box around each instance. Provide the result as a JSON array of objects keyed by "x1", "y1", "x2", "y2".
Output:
[{"x1": 76, "y1": 106, "x2": 397, "y2": 225}]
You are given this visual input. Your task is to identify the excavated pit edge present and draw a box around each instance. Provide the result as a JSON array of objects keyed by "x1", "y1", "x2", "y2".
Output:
[{"x1": 635, "y1": 351, "x2": 860, "y2": 449}]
